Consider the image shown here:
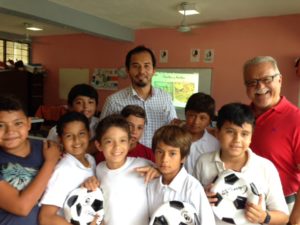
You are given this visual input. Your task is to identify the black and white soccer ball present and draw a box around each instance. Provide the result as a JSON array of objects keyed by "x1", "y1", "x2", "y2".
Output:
[
  {"x1": 63, "y1": 187, "x2": 104, "y2": 225},
  {"x1": 211, "y1": 171, "x2": 260, "y2": 225},
  {"x1": 149, "y1": 200, "x2": 199, "y2": 225}
]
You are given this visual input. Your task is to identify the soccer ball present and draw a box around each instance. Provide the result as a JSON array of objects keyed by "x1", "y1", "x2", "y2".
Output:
[
  {"x1": 63, "y1": 187, "x2": 104, "y2": 225},
  {"x1": 149, "y1": 200, "x2": 198, "y2": 225},
  {"x1": 211, "y1": 171, "x2": 260, "y2": 225}
]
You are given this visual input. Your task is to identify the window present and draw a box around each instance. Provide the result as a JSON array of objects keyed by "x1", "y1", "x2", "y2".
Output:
[
  {"x1": 0, "y1": 40, "x2": 3, "y2": 62},
  {"x1": 0, "y1": 39, "x2": 30, "y2": 65}
]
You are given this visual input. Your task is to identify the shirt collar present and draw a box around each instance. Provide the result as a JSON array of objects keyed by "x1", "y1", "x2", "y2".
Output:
[
  {"x1": 212, "y1": 148, "x2": 254, "y2": 173},
  {"x1": 159, "y1": 166, "x2": 188, "y2": 191},
  {"x1": 130, "y1": 85, "x2": 155, "y2": 98},
  {"x1": 250, "y1": 96, "x2": 286, "y2": 116}
]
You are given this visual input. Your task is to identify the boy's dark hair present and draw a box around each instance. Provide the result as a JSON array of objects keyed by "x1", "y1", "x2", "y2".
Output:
[
  {"x1": 95, "y1": 114, "x2": 130, "y2": 140},
  {"x1": 185, "y1": 92, "x2": 215, "y2": 120},
  {"x1": 216, "y1": 103, "x2": 255, "y2": 129},
  {"x1": 0, "y1": 95, "x2": 26, "y2": 115},
  {"x1": 121, "y1": 105, "x2": 146, "y2": 120},
  {"x1": 152, "y1": 125, "x2": 192, "y2": 159},
  {"x1": 56, "y1": 111, "x2": 90, "y2": 137},
  {"x1": 67, "y1": 83, "x2": 98, "y2": 106},
  {"x1": 125, "y1": 45, "x2": 156, "y2": 70}
]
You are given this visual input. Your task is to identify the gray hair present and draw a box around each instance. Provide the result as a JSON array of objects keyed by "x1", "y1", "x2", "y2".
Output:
[{"x1": 243, "y1": 56, "x2": 281, "y2": 77}]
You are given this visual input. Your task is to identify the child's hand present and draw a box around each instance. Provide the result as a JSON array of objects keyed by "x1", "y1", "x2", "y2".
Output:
[
  {"x1": 204, "y1": 183, "x2": 219, "y2": 206},
  {"x1": 245, "y1": 195, "x2": 266, "y2": 224},
  {"x1": 135, "y1": 166, "x2": 161, "y2": 183},
  {"x1": 82, "y1": 176, "x2": 100, "y2": 191},
  {"x1": 42, "y1": 140, "x2": 61, "y2": 164}
]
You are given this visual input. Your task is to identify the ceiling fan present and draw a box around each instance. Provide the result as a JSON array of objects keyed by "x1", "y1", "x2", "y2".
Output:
[{"x1": 177, "y1": 2, "x2": 192, "y2": 32}]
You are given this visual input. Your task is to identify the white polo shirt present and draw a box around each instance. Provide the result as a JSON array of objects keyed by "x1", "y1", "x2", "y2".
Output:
[
  {"x1": 96, "y1": 157, "x2": 150, "y2": 225},
  {"x1": 40, "y1": 153, "x2": 96, "y2": 215},
  {"x1": 193, "y1": 148, "x2": 289, "y2": 225},
  {"x1": 184, "y1": 129, "x2": 220, "y2": 174},
  {"x1": 147, "y1": 167, "x2": 216, "y2": 225}
]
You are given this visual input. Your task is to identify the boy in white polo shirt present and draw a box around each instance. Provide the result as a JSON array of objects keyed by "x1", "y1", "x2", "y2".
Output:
[
  {"x1": 147, "y1": 125, "x2": 215, "y2": 225},
  {"x1": 39, "y1": 112, "x2": 97, "y2": 225},
  {"x1": 182, "y1": 92, "x2": 220, "y2": 174},
  {"x1": 84, "y1": 114, "x2": 159, "y2": 225},
  {"x1": 193, "y1": 103, "x2": 289, "y2": 225}
]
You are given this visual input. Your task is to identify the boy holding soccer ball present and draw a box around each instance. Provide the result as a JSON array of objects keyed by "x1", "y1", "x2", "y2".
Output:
[
  {"x1": 193, "y1": 103, "x2": 289, "y2": 225},
  {"x1": 147, "y1": 125, "x2": 216, "y2": 225},
  {"x1": 84, "y1": 114, "x2": 159, "y2": 225},
  {"x1": 39, "y1": 112, "x2": 98, "y2": 225}
]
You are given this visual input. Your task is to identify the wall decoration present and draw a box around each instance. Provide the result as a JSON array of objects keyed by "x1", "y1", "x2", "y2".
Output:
[
  {"x1": 191, "y1": 48, "x2": 200, "y2": 62},
  {"x1": 159, "y1": 50, "x2": 168, "y2": 63},
  {"x1": 204, "y1": 49, "x2": 214, "y2": 63},
  {"x1": 91, "y1": 68, "x2": 119, "y2": 90}
]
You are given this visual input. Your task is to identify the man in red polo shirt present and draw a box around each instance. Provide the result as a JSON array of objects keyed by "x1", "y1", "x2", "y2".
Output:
[{"x1": 243, "y1": 56, "x2": 300, "y2": 225}]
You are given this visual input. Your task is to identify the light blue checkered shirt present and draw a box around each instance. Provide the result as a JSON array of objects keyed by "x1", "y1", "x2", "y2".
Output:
[{"x1": 100, "y1": 86, "x2": 177, "y2": 148}]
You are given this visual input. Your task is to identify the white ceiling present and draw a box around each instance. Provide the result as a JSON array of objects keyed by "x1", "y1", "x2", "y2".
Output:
[{"x1": 0, "y1": 0, "x2": 300, "y2": 41}]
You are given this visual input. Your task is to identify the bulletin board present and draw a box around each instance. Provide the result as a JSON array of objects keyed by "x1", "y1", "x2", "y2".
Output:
[{"x1": 59, "y1": 68, "x2": 89, "y2": 100}]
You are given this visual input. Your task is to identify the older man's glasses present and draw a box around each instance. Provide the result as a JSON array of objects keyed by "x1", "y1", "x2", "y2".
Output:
[{"x1": 245, "y1": 74, "x2": 280, "y2": 87}]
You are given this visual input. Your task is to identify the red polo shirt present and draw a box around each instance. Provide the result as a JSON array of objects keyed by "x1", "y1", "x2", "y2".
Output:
[{"x1": 250, "y1": 96, "x2": 300, "y2": 196}]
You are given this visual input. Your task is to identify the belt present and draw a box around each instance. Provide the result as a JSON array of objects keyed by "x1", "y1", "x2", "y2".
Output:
[{"x1": 285, "y1": 193, "x2": 297, "y2": 204}]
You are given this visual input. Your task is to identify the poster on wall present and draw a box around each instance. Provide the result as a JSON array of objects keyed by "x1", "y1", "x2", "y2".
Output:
[
  {"x1": 91, "y1": 68, "x2": 119, "y2": 90},
  {"x1": 204, "y1": 49, "x2": 214, "y2": 63},
  {"x1": 159, "y1": 50, "x2": 168, "y2": 63},
  {"x1": 191, "y1": 48, "x2": 200, "y2": 62}
]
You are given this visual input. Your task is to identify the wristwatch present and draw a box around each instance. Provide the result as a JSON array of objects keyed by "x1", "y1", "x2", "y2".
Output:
[{"x1": 262, "y1": 211, "x2": 271, "y2": 224}]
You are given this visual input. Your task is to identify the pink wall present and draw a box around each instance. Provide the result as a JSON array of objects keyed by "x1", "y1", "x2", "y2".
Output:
[{"x1": 32, "y1": 14, "x2": 300, "y2": 111}]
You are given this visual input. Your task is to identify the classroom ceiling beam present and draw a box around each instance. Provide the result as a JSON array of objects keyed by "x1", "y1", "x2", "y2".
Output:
[{"x1": 0, "y1": 0, "x2": 135, "y2": 42}]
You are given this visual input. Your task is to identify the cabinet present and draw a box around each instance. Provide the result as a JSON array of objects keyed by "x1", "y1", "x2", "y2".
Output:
[{"x1": 0, "y1": 70, "x2": 44, "y2": 116}]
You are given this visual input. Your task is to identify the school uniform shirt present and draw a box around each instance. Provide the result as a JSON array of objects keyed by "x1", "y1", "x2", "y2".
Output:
[
  {"x1": 99, "y1": 86, "x2": 177, "y2": 148},
  {"x1": 40, "y1": 153, "x2": 96, "y2": 216},
  {"x1": 96, "y1": 157, "x2": 151, "y2": 225},
  {"x1": 147, "y1": 167, "x2": 216, "y2": 225},
  {"x1": 184, "y1": 129, "x2": 219, "y2": 174},
  {"x1": 193, "y1": 148, "x2": 289, "y2": 225}
]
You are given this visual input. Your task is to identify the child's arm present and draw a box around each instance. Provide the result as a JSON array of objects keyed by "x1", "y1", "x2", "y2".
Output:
[
  {"x1": 135, "y1": 166, "x2": 161, "y2": 183},
  {"x1": 204, "y1": 183, "x2": 219, "y2": 206},
  {"x1": 39, "y1": 205, "x2": 71, "y2": 225},
  {"x1": 289, "y1": 188, "x2": 300, "y2": 224},
  {"x1": 245, "y1": 195, "x2": 289, "y2": 224},
  {"x1": 0, "y1": 140, "x2": 61, "y2": 216},
  {"x1": 82, "y1": 176, "x2": 101, "y2": 191}
]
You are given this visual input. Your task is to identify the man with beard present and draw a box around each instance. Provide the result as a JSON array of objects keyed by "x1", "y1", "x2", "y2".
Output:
[
  {"x1": 243, "y1": 56, "x2": 300, "y2": 225},
  {"x1": 99, "y1": 45, "x2": 177, "y2": 148}
]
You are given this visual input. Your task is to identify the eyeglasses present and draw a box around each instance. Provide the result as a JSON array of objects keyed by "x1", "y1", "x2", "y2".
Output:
[{"x1": 244, "y1": 74, "x2": 280, "y2": 87}]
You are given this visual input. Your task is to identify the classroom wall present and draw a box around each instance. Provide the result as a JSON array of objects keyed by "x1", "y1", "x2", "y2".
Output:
[{"x1": 32, "y1": 14, "x2": 300, "y2": 111}]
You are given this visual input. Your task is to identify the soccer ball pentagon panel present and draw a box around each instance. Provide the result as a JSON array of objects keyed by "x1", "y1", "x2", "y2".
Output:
[
  {"x1": 149, "y1": 200, "x2": 199, "y2": 225},
  {"x1": 211, "y1": 171, "x2": 260, "y2": 225},
  {"x1": 63, "y1": 187, "x2": 104, "y2": 225}
]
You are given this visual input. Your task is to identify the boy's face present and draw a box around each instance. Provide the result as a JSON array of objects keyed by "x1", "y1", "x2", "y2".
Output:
[
  {"x1": 60, "y1": 121, "x2": 90, "y2": 160},
  {"x1": 126, "y1": 115, "x2": 145, "y2": 147},
  {"x1": 95, "y1": 126, "x2": 130, "y2": 169},
  {"x1": 0, "y1": 110, "x2": 31, "y2": 152},
  {"x1": 217, "y1": 121, "x2": 252, "y2": 159},
  {"x1": 154, "y1": 141, "x2": 185, "y2": 184},
  {"x1": 185, "y1": 110, "x2": 211, "y2": 136},
  {"x1": 71, "y1": 96, "x2": 97, "y2": 119}
]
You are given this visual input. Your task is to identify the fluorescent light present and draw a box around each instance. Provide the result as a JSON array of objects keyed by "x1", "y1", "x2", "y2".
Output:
[
  {"x1": 26, "y1": 26, "x2": 43, "y2": 31},
  {"x1": 178, "y1": 9, "x2": 199, "y2": 15},
  {"x1": 178, "y1": 2, "x2": 200, "y2": 16}
]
